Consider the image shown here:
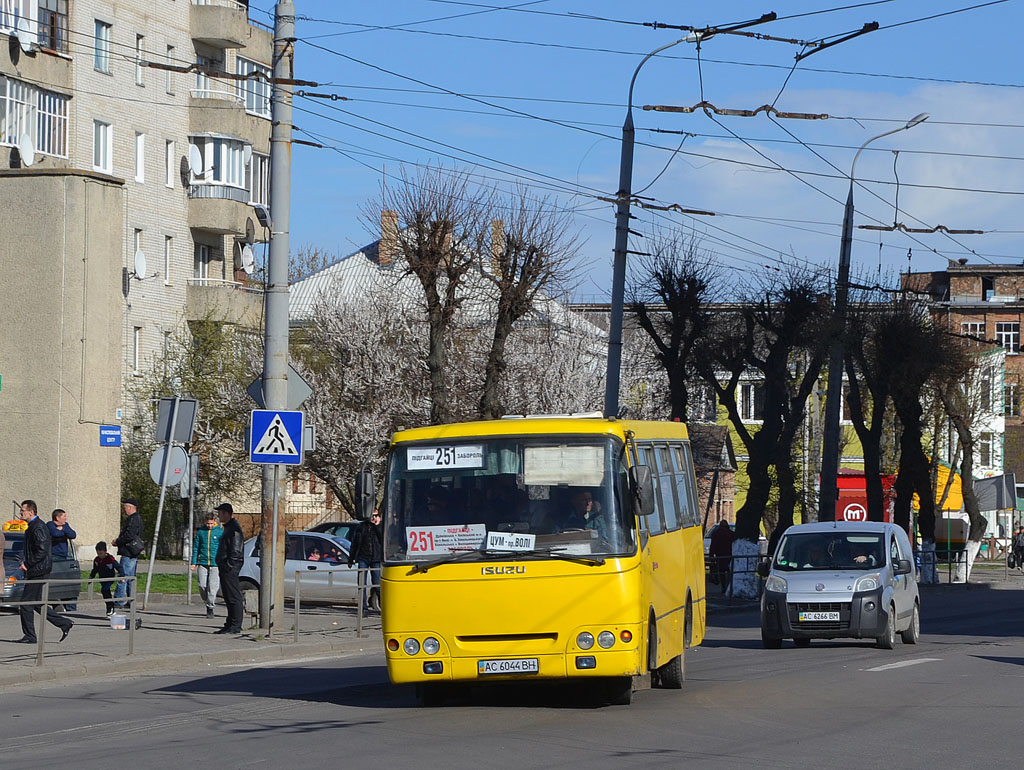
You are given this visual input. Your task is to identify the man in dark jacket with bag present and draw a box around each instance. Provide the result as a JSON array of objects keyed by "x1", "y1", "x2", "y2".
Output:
[
  {"x1": 214, "y1": 503, "x2": 245, "y2": 634},
  {"x1": 14, "y1": 500, "x2": 73, "y2": 644},
  {"x1": 112, "y1": 497, "x2": 145, "y2": 609},
  {"x1": 348, "y1": 509, "x2": 383, "y2": 612}
]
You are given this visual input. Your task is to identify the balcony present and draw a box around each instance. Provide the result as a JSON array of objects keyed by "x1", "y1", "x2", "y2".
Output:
[
  {"x1": 190, "y1": 0, "x2": 249, "y2": 49},
  {"x1": 189, "y1": 89, "x2": 268, "y2": 153},
  {"x1": 188, "y1": 183, "x2": 250, "y2": 235},
  {"x1": 186, "y1": 278, "x2": 263, "y2": 328}
]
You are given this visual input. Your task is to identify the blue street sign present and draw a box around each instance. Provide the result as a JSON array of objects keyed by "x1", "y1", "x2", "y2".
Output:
[
  {"x1": 249, "y1": 410, "x2": 304, "y2": 465},
  {"x1": 100, "y1": 425, "x2": 122, "y2": 447}
]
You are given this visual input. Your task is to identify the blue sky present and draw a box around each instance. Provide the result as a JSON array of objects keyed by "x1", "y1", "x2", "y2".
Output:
[{"x1": 247, "y1": 1, "x2": 1023, "y2": 301}]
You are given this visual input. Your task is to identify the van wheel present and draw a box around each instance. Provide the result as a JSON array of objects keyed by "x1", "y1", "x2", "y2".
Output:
[
  {"x1": 900, "y1": 603, "x2": 920, "y2": 644},
  {"x1": 877, "y1": 603, "x2": 896, "y2": 649},
  {"x1": 762, "y1": 630, "x2": 782, "y2": 649},
  {"x1": 794, "y1": 637, "x2": 811, "y2": 648}
]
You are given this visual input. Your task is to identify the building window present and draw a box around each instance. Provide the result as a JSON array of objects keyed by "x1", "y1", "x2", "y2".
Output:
[
  {"x1": 961, "y1": 321, "x2": 985, "y2": 339},
  {"x1": 739, "y1": 382, "x2": 765, "y2": 422},
  {"x1": 979, "y1": 370, "x2": 992, "y2": 412},
  {"x1": 211, "y1": 138, "x2": 244, "y2": 187},
  {"x1": 93, "y1": 120, "x2": 112, "y2": 172},
  {"x1": 135, "y1": 34, "x2": 145, "y2": 86},
  {"x1": 247, "y1": 152, "x2": 270, "y2": 206},
  {"x1": 38, "y1": 0, "x2": 68, "y2": 53},
  {"x1": 94, "y1": 20, "x2": 111, "y2": 74},
  {"x1": 134, "y1": 131, "x2": 145, "y2": 183},
  {"x1": 236, "y1": 57, "x2": 272, "y2": 117},
  {"x1": 995, "y1": 322, "x2": 1020, "y2": 354},
  {"x1": 688, "y1": 383, "x2": 717, "y2": 423},
  {"x1": 0, "y1": 75, "x2": 69, "y2": 159},
  {"x1": 164, "y1": 235, "x2": 173, "y2": 285},
  {"x1": 165, "y1": 139, "x2": 174, "y2": 188},
  {"x1": 194, "y1": 55, "x2": 215, "y2": 98},
  {"x1": 194, "y1": 244, "x2": 210, "y2": 281},
  {"x1": 979, "y1": 432, "x2": 994, "y2": 467},
  {"x1": 133, "y1": 326, "x2": 142, "y2": 374},
  {"x1": 1005, "y1": 383, "x2": 1020, "y2": 417},
  {"x1": 165, "y1": 45, "x2": 175, "y2": 93}
]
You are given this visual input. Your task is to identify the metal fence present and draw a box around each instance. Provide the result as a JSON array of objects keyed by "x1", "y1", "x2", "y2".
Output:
[
  {"x1": 293, "y1": 567, "x2": 378, "y2": 641},
  {"x1": 8, "y1": 576, "x2": 138, "y2": 666}
]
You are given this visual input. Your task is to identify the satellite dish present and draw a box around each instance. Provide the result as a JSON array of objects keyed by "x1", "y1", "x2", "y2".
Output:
[
  {"x1": 241, "y1": 245, "x2": 255, "y2": 275},
  {"x1": 18, "y1": 134, "x2": 35, "y2": 167},
  {"x1": 243, "y1": 145, "x2": 252, "y2": 166},
  {"x1": 188, "y1": 144, "x2": 204, "y2": 177},
  {"x1": 245, "y1": 217, "x2": 256, "y2": 244},
  {"x1": 134, "y1": 249, "x2": 147, "y2": 279},
  {"x1": 16, "y1": 16, "x2": 33, "y2": 52}
]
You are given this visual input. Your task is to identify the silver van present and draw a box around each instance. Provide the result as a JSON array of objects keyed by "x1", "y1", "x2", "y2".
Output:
[{"x1": 758, "y1": 522, "x2": 920, "y2": 649}]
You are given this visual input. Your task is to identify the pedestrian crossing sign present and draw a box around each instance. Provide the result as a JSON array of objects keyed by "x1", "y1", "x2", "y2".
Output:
[{"x1": 249, "y1": 410, "x2": 304, "y2": 465}]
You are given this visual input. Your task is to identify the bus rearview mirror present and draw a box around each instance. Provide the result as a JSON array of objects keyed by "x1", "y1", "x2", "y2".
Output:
[
  {"x1": 354, "y1": 469, "x2": 376, "y2": 520},
  {"x1": 630, "y1": 465, "x2": 655, "y2": 517}
]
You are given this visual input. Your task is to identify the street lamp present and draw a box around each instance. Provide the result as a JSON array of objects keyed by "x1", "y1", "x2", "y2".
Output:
[
  {"x1": 818, "y1": 112, "x2": 929, "y2": 521},
  {"x1": 603, "y1": 14, "x2": 777, "y2": 418},
  {"x1": 604, "y1": 36, "x2": 690, "y2": 419}
]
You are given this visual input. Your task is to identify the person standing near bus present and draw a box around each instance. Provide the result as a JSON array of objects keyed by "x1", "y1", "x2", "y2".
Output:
[
  {"x1": 214, "y1": 503, "x2": 244, "y2": 634},
  {"x1": 348, "y1": 510, "x2": 384, "y2": 612},
  {"x1": 708, "y1": 518, "x2": 735, "y2": 593},
  {"x1": 191, "y1": 512, "x2": 223, "y2": 618}
]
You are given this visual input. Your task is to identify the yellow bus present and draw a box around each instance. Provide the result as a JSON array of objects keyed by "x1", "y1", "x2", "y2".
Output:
[{"x1": 370, "y1": 416, "x2": 706, "y2": 705}]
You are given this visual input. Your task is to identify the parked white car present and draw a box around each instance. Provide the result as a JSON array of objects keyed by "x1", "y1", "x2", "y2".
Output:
[
  {"x1": 239, "y1": 531, "x2": 379, "y2": 609},
  {"x1": 758, "y1": 522, "x2": 920, "y2": 649}
]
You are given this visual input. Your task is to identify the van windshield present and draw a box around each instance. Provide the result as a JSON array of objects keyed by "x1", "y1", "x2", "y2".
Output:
[
  {"x1": 383, "y1": 436, "x2": 636, "y2": 562},
  {"x1": 774, "y1": 532, "x2": 885, "y2": 571}
]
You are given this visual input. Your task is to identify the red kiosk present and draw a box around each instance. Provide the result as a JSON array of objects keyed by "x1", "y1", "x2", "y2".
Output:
[{"x1": 835, "y1": 469, "x2": 895, "y2": 522}]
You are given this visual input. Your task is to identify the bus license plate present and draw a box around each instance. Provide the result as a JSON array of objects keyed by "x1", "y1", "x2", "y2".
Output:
[
  {"x1": 799, "y1": 611, "x2": 839, "y2": 622},
  {"x1": 477, "y1": 658, "x2": 540, "y2": 676}
]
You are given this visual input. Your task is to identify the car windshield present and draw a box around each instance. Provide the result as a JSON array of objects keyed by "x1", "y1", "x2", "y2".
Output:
[
  {"x1": 383, "y1": 435, "x2": 635, "y2": 562},
  {"x1": 774, "y1": 532, "x2": 885, "y2": 571}
]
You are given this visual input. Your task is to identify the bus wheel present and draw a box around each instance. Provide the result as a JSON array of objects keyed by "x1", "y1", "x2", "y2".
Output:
[
  {"x1": 415, "y1": 683, "x2": 448, "y2": 707},
  {"x1": 604, "y1": 676, "x2": 633, "y2": 706},
  {"x1": 656, "y1": 650, "x2": 685, "y2": 689}
]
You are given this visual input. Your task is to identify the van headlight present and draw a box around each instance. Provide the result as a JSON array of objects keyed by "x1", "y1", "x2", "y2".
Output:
[
  {"x1": 854, "y1": 573, "x2": 881, "y2": 592},
  {"x1": 765, "y1": 575, "x2": 787, "y2": 593}
]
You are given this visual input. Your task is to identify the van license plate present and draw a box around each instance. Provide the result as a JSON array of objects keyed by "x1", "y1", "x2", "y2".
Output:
[
  {"x1": 477, "y1": 658, "x2": 539, "y2": 675},
  {"x1": 799, "y1": 611, "x2": 839, "y2": 622}
]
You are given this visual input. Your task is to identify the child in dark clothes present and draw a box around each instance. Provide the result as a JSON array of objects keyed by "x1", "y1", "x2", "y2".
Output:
[{"x1": 90, "y1": 541, "x2": 123, "y2": 616}]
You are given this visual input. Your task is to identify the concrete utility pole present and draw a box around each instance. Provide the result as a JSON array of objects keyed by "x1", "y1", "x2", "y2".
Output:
[{"x1": 259, "y1": 0, "x2": 295, "y2": 632}]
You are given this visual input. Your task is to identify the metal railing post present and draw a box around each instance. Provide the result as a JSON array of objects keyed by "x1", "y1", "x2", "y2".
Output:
[
  {"x1": 293, "y1": 570, "x2": 301, "y2": 643},
  {"x1": 36, "y1": 579, "x2": 49, "y2": 666},
  {"x1": 128, "y1": 577, "x2": 137, "y2": 655}
]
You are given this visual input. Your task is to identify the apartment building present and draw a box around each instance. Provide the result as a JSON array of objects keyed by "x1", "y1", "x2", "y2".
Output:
[{"x1": 0, "y1": 0, "x2": 271, "y2": 549}]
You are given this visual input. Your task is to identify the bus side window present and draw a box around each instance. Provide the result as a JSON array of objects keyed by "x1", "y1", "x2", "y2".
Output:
[
  {"x1": 676, "y1": 443, "x2": 701, "y2": 528},
  {"x1": 642, "y1": 445, "x2": 665, "y2": 535},
  {"x1": 655, "y1": 444, "x2": 680, "y2": 532}
]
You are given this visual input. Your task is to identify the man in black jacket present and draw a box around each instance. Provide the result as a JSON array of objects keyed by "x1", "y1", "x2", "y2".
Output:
[
  {"x1": 348, "y1": 510, "x2": 383, "y2": 612},
  {"x1": 112, "y1": 497, "x2": 145, "y2": 609},
  {"x1": 214, "y1": 503, "x2": 245, "y2": 634},
  {"x1": 15, "y1": 500, "x2": 73, "y2": 644}
]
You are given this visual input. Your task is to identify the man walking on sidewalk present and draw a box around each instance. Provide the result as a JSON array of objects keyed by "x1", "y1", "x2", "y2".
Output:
[
  {"x1": 214, "y1": 503, "x2": 244, "y2": 634},
  {"x1": 13, "y1": 500, "x2": 72, "y2": 644}
]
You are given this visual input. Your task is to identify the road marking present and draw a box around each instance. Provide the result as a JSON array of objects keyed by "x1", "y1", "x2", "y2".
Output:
[{"x1": 864, "y1": 658, "x2": 941, "y2": 672}]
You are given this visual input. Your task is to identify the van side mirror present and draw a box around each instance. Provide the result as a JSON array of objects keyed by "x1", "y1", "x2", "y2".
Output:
[
  {"x1": 630, "y1": 465, "x2": 655, "y2": 517},
  {"x1": 894, "y1": 558, "x2": 912, "y2": 576},
  {"x1": 354, "y1": 470, "x2": 376, "y2": 521},
  {"x1": 756, "y1": 561, "x2": 771, "y2": 578}
]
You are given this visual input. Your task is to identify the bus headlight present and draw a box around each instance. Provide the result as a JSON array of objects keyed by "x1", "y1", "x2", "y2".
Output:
[
  {"x1": 597, "y1": 631, "x2": 615, "y2": 649},
  {"x1": 403, "y1": 638, "x2": 420, "y2": 655},
  {"x1": 576, "y1": 631, "x2": 594, "y2": 650},
  {"x1": 422, "y1": 637, "x2": 440, "y2": 655}
]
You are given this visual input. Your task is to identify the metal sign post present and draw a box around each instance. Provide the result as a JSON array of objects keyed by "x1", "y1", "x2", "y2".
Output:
[{"x1": 144, "y1": 395, "x2": 181, "y2": 609}]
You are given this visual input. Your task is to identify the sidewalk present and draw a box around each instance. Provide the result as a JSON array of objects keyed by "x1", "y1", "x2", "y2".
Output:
[{"x1": 0, "y1": 595, "x2": 381, "y2": 689}]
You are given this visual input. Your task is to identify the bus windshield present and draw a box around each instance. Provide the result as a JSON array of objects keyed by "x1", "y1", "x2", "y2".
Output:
[{"x1": 383, "y1": 436, "x2": 635, "y2": 562}]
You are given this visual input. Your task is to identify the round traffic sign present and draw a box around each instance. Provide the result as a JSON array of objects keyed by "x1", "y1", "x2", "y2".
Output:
[{"x1": 149, "y1": 445, "x2": 189, "y2": 487}]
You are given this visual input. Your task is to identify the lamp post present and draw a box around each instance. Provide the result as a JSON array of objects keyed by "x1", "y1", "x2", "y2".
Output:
[
  {"x1": 604, "y1": 36, "x2": 689, "y2": 418},
  {"x1": 818, "y1": 113, "x2": 929, "y2": 521},
  {"x1": 604, "y1": 14, "x2": 776, "y2": 418}
]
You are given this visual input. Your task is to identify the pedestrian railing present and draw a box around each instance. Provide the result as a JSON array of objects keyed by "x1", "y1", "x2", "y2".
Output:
[
  {"x1": 705, "y1": 554, "x2": 769, "y2": 601},
  {"x1": 292, "y1": 567, "x2": 379, "y2": 641},
  {"x1": 5, "y1": 576, "x2": 138, "y2": 666}
]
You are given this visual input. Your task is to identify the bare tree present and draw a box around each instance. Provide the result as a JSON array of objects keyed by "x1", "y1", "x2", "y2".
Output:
[
  {"x1": 362, "y1": 166, "x2": 493, "y2": 425},
  {"x1": 628, "y1": 229, "x2": 719, "y2": 422},
  {"x1": 478, "y1": 186, "x2": 580, "y2": 419}
]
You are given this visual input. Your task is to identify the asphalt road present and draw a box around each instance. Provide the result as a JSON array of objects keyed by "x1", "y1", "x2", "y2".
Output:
[{"x1": 1, "y1": 583, "x2": 1021, "y2": 770}]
